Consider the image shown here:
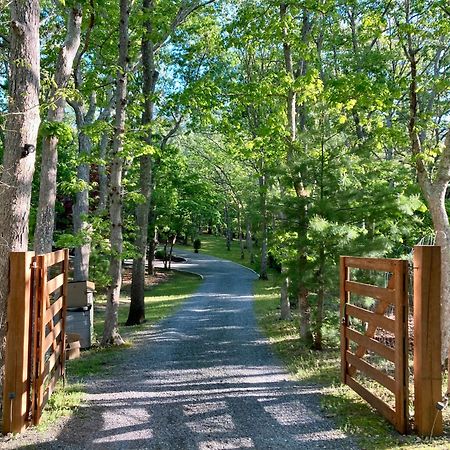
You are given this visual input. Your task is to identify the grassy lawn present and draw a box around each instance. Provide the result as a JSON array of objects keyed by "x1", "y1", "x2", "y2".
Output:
[
  {"x1": 193, "y1": 234, "x2": 450, "y2": 450},
  {"x1": 39, "y1": 269, "x2": 202, "y2": 429},
  {"x1": 185, "y1": 233, "x2": 261, "y2": 272}
]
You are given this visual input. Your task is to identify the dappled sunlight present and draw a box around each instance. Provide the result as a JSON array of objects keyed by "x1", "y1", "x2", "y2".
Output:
[{"x1": 38, "y1": 249, "x2": 355, "y2": 449}]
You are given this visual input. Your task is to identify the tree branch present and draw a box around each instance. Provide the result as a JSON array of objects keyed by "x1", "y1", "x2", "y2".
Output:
[{"x1": 154, "y1": 0, "x2": 216, "y2": 53}]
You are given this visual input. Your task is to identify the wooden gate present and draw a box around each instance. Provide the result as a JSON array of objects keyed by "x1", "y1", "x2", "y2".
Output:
[
  {"x1": 2, "y1": 249, "x2": 69, "y2": 433},
  {"x1": 340, "y1": 256, "x2": 409, "y2": 434}
]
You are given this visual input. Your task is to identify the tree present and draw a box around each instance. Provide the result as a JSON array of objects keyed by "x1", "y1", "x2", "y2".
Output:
[
  {"x1": 398, "y1": 0, "x2": 450, "y2": 360},
  {"x1": 128, "y1": 0, "x2": 217, "y2": 326},
  {"x1": 0, "y1": 0, "x2": 40, "y2": 384},
  {"x1": 34, "y1": 5, "x2": 82, "y2": 254},
  {"x1": 101, "y1": 0, "x2": 130, "y2": 346}
]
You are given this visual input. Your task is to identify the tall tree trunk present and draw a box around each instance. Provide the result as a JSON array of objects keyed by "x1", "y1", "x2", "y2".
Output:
[
  {"x1": 280, "y1": 4, "x2": 312, "y2": 334},
  {"x1": 279, "y1": 2, "x2": 296, "y2": 317},
  {"x1": 259, "y1": 173, "x2": 268, "y2": 280},
  {"x1": 313, "y1": 246, "x2": 325, "y2": 350},
  {"x1": 96, "y1": 93, "x2": 115, "y2": 214},
  {"x1": 101, "y1": 0, "x2": 129, "y2": 346},
  {"x1": 147, "y1": 207, "x2": 157, "y2": 275},
  {"x1": 73, "y1": 124, "x2": 94, "y2": 281},
  {"x1": 280, "y1": 268, "x2": 291, "y2": 320},
  {"x1": 128, "y1": 0, "x2": 157, "y2": 326},
  {"x1": 238, "y1": 206, "x2": 244, "y2": 259},
  {"x1": 246, "y1": 219, "x2": 254, "y2": 263},
  {"x1": 225, "y1": 205, "x2": 232, "y2": 251},
  {"x1": 34, "y1": 6, "x2": 82, "y2": 254},
  {"x1": 168, "y1": 234, "x2": 176, "y2": 270},
  {"x1": 0, "y1": 0, "x2": 40, "y2": 389},
  {"x1": 407, "y1": 37, "x2": 450, "y2": 361}
]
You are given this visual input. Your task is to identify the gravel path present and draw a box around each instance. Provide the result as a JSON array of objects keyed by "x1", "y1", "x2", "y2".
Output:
[{"x1": 2, "y1": 250, "x2": 358, "y2": 449}]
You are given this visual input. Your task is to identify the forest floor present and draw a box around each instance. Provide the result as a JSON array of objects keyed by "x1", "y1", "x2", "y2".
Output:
[{"x1": 0, "y1": 249, "x2": 357, "y2": 449}]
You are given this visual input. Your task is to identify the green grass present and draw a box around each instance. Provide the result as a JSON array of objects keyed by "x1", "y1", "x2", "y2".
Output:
[
  {"x1": 93, "y1": 270, "x2": 202, "y2": 340},
  {"x1": 179, "y1": 233, "x2": 261, "y2": 272},
  {"x1": 38, "y1": 269, "x2": 202, "y2": 430}
]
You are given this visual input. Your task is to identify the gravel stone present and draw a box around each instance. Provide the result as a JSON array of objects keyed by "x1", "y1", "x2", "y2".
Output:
[{"x1": 1, "y1": 250, "x2": 359, "y2": 449}]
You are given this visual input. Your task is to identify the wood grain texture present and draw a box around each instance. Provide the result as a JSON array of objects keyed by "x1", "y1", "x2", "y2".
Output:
[
  {"x1": 414, "y1": 246, "x2": 442, "y2": 436},
  {"x1": 2, "y1": 252, "x2": 34, "y2": 433}
]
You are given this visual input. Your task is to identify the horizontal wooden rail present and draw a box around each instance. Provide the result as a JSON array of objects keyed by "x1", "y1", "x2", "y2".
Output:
[
  {"x1": 346, "y1": 351, "x2": 396, "y2": 393},
  {"x1": 45, "y1": 297, "x2": 64, "y2": 324},
  {"x1": 347, "y1": 377, "x2": 396, "y2": 425},
  {"x1": 44, "y1": 250, "x2": 66, "y2": 267},
  {"x1": 345, "y1": 280, "x2": 395, "y2": 304},
  {"x1": 344, "y1": 256, "x2": 399, "y2": 272},
  {"x1": 346, "y1": 304, "x2": 395, "y2": 333},
  {"x1": 346, "y1": 328, "x2": 396, "y2": 362},
  {"x1": 47, "y1": 273, "x2": 65, "y2": 295},
  {"x1": 44, "y1": 320, "x2": 63, "y2": 354}
]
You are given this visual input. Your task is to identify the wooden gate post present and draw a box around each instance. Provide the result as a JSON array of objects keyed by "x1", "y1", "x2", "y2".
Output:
[
  {"x1": 2, "y1": 252, "x2": 35, "y2": 434},
  {"x1": 413, "y1": 245, "x2": 442, "y2": 436}
]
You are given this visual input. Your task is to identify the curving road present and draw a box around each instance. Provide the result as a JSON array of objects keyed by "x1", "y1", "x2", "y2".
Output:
[{"x1": 5, "y1": 250, "x2": 358, "y2": 449}]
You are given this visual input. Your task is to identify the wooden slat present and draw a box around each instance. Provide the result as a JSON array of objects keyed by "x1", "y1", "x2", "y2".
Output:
[
  {"x1": 33, "y1": 255, "x2": 47, "y2": 426},
  {"x1": 344, "y1": 256, "x2": 398, "y2": 272},
  {"x1": 346, "y1": 328, "x2": 395, "y2": 362},
  {"x1": 39, "y1": 372, "x2": 60, "y2": 417},
  {"x1": 44, "y1": 250, "x2": 66, "y2": 267},
  {"x1": 41, "y1": 345, "x2": 62, "y2": 383},
  {"x1": 348, "y1": 276, "x2": 394, "y2": 376},
  {"x1": 2, "y1": 252, "x2": 35, "y2": 434},
  {"x1": 346, "y1": 351, "x2": 396, "y2": 393},
  {"x1": 414, "y1": 246, "x2": 442, "y2": 436},
  {"x1": 345, "y1": 280, "x2": 394, "y2": 304},
  {"x1": 45, "y1": 297, "x2": 63, "y2": 324},
  {"x1": 393, "y1": 259, "x2": 408, "y2": 435},
  {"x1": 347, "y1": 377, "x2": 397, "y2": 428},
  {"x1": 345, "y1": 304, "x2": 395, "y2": 333},
  {"x1": 47, "y1": 273, "x2": 64, "y2": 296},
  {"x1": 44, "y1": 320, "x2": 62, "y2": 354},
  {"x1": 60, "y1": 249, "x2": 69, "y2": 379}
]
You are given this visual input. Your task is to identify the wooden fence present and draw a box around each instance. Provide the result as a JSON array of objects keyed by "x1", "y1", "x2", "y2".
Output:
[
  {"x1": 340, "y1": 256, "x2": 409, "y2": 434},
  {"x1": 2, "y1": 249, "x2": 69, "y2": 433}
]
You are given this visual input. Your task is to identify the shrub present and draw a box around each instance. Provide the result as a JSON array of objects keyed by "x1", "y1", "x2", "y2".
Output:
[{"x1": 193, "y1": 238, "x2": 201, "y2": 253}]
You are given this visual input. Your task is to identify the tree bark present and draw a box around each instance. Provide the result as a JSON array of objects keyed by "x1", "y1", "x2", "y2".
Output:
[
  {"x1": 96, "y1": 93, "x2": 115, "y2": 214},
  {"x1": 280, "y1": 268, "x2": 291, "y2": 320},
  {"x1": 0, "y1": 0, "x2": 40, "y2": 389},
  {"x1": 259, "y1": 173, "x2": 268, "y2": 280},
  {"x1": 280, "y1": 4, "x2": 312, "y2": 335},
  {"x1": 225, "y1": 204, "x2": 232, "y2": 251},
  {"x1": 313, "y1": 246, "x2": 325, "y2": 350},
  {"x1": 128, "y1": 0, "x2": 157, "y2": 326},
  {"x1": 101, "y1": 0, "x2": 129, "y2": 346},
  {"x1": 246, "y1": 219, "x2": 254, "y2": 263},
  {"x1": 34, "y1": 6, "x2": 82, "y2": 254},
  {"x1": 72, "y1": 99, "x2": 95, "y2": 281},
  {"x1": 406, "y1": 31, "x2": 450, "y2": 361}
]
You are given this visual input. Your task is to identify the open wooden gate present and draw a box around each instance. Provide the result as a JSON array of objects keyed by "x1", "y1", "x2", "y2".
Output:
[
  {"x1": 2, "y1": 249, "x2": 69, "y2": 433},
  {"x1": 340, "y1": 256, "x2": 409, "y2": 434}
]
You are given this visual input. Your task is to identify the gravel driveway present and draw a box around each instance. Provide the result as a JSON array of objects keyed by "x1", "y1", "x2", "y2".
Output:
[{"x1": 2, "y1": 250, "x2": 358, "y2": 449}]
